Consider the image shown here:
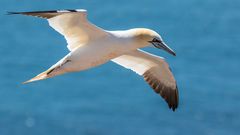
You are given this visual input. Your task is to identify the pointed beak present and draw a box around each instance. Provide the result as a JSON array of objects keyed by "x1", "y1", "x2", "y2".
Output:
[{"x1": 150, "y1": 40, "x2": 176, "y2": 56}]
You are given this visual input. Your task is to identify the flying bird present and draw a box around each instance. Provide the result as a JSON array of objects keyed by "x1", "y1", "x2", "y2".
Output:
[{"x1": 9, "y1": 9, "x2": 179, "y2": 111}]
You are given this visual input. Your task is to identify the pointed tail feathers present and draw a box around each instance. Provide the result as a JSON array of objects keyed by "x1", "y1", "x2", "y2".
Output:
[
  {"x1": 22, "y1": 54, "x2": 72, "y2": 84},
  {"x1": 22, "y1": 69, "x2": 51, "y2": 84},
  {"x1": 22, "y1": 64, "x2": 61, "y2": 84}
]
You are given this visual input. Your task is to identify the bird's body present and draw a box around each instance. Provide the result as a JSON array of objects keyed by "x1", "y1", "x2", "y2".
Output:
[
  {"x1": 39, "y1": 28, "x2": 157, "y2": 78},
  {"x1": 9, "y1": 9, "x2": 179, "y2": 111}
]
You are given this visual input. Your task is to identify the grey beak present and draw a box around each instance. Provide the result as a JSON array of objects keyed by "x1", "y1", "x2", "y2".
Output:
[
  {"x1": 158, "y1": 41, "x2": 176, "y2": 56},
  {"x1": 150, "y1": 41, "x2": 176, "y2": 56}
]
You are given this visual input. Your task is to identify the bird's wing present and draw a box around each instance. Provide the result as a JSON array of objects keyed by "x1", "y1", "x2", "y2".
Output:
[
  {"x1": 111, "y1": 49, "x2": 178, "y2": 111},
  {"x1": 8, "y1": 9, "x2": 108, "y2": 51}
]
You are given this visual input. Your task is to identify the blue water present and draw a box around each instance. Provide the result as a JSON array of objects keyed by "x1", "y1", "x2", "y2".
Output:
[{"x1": 0, "y1": 0, "x2": 240, "y2": 135}]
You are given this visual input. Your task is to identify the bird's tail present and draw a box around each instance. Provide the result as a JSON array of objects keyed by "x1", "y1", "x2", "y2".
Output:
[
  {"x1": 22, "y1": 53, "x2": 73, "y2": 84},
  {"x1": 22, "y1": 67, "x2": 56, "y2": 84},
  {"x1": 23, "y1": 60, "x2": 69, "y2": 84}
]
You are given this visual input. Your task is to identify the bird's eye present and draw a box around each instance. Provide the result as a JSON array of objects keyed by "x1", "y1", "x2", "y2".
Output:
[
  {"x1": 151, "y1": 38, "x2": 162, "y2": 43},
  {"x1": 148, "y1": 38, "x2": 158, "y2": 43},
  {"x1": 152, "y1": 38, "x2": 157, "y2": 42}
]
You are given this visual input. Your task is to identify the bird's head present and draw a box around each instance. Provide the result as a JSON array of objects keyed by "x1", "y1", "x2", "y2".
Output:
[{"x1": 132, "y1": 28, "x2": 176, "y2": 56}]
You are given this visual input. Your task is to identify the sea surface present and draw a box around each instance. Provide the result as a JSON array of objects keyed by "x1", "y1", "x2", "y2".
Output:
[{"x1": 0, "y1": 0, "x2": 240, "y2": 135}]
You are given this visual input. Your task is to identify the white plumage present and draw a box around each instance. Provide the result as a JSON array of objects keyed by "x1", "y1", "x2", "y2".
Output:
[{"x1": 9, "y1": 9, "x2": 179, "y2": 111}]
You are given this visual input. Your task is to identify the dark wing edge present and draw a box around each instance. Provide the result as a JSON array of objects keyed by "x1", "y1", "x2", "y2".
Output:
[
  {"x1": 7, "y1": 9, "x2": 86, "y2": 19},
  {"x1": 143, "y1": 67, "x2": 179, "y2": 111}
]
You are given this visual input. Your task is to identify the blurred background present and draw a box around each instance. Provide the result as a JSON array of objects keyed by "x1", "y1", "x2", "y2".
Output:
[{"x1": 0, "y1": 0, "x2": 240, "y2": 135}]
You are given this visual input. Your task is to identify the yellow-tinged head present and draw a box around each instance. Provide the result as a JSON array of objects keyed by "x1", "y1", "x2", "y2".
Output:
[{"x1": 130, "y1": 28, "x2": 176, "y2": 56}]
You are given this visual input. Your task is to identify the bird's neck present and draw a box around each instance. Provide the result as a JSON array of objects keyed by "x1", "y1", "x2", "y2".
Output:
[{"x1": 107, "y1": 30, "x2": 150, "y2": 49}]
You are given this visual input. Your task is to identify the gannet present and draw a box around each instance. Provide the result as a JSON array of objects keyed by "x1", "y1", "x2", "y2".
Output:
[{"x1": 9, "y1": 9, "x2": 179, "y2": 111}]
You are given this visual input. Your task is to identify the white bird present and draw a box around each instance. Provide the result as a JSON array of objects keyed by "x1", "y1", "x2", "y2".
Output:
[{"x1": 9, "y1": 9, "x2": 179, "y2": 111}]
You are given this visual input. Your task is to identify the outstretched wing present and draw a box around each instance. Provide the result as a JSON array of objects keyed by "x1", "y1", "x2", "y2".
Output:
[
  {"x1": 112, "y1": 49, "x2": 179, "y2": 111},
  {"x1": 8, "y1": 9, "x2": 108, "y2": 51}
]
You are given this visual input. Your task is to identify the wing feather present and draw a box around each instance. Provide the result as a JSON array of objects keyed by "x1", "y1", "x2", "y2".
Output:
[
  {"x1": 8, "y1": 9, "x2": 107, "y2": 51},
  {"x1": 112, "y1": 49, "x2": 179, "y2": 111}
]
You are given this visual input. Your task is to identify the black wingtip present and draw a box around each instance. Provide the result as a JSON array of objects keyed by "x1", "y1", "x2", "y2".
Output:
[
  {"x1": 169, "y1": 104, "x2": 177, "y2": 112},
  {"x1": 172, "y1": 108, "x2": 176, "y2": 112},
  {"x1": 6, "y1": 12, "x2": 19, "y2": 15},
  {"x1": 166, "y1": 86, "x2": 178, "y2": 112},
  {"x1": 171, "y1": 86, "x2": 179, "y2": 112},
  {"x1": 171, "y1": 105, "x2": 177, "y2": 112}
]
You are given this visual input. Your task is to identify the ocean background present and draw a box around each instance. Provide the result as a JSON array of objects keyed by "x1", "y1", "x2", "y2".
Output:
[{"x1": 0, "y1": 0, "x2": 239, "y2": 135}]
